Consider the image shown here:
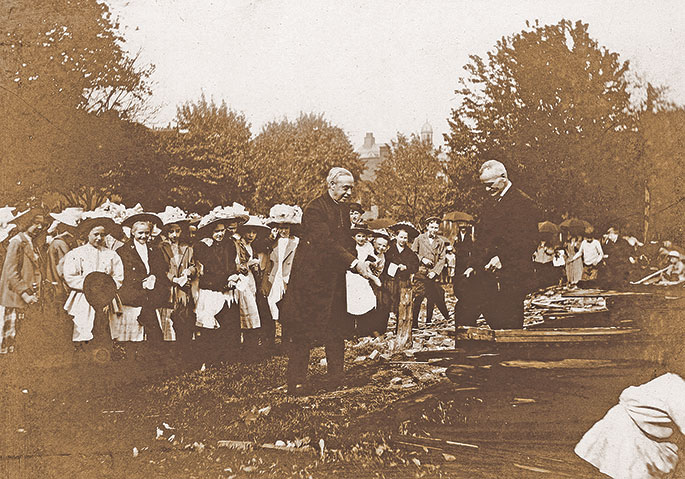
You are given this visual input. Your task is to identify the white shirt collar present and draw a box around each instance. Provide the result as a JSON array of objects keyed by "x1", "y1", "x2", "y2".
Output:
[{"x1": 134, "y1": 241, "x2": 150, "y2": 274}]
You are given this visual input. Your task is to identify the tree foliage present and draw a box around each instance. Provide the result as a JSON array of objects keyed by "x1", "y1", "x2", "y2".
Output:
[
  {"x1": 161, "y1": 95, "x2": 253, "y2": 214},
  {"x1": 251, "y1": 113, "x2": 364, "y2": 212},
  {"x1": 0, "y1": 0, "x2": 155, "y2": 205},
  {"x1": 370, "y1": 134, "x2": 449, "y2": 225},
  {"x1": 445, "y1": 19, "x2": 645, "y2": 225}
]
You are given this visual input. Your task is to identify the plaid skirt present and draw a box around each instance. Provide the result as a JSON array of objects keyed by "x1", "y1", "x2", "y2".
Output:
[
  {"x1": 0, "y1": 306, "x2": 23, "y2": 354},
  {"x1": 109, "y1": 306, "x2": 145, "y2": 342}
]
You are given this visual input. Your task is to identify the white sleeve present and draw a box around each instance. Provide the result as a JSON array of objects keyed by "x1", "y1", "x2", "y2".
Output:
[{"x1": 62, "y1": 250, "x2": 86, "y2": 291}]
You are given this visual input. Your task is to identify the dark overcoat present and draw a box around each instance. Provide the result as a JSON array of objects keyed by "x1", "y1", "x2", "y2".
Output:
[
  {"x1": 280, "y1": 192, "x2": 356, "y2": 343},
  {"x1": 475, "y1": 187, "x2": 539, "y2": 293}
]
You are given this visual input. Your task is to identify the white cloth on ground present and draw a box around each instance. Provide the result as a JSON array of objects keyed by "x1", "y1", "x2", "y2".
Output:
[{"x1": 575, "y1": 373, "x2": 685, "y2": 478}]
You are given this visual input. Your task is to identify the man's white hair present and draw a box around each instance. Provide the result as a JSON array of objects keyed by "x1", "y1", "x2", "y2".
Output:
[
  {"x1": 326, "y1": 167, "x2": 354, "y2": 185},
  {"x1": 479, "y1": 160, "x2": 508, "y2": 179}
]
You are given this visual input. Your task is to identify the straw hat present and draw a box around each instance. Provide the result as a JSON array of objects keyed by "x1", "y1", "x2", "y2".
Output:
[
  {"x1": 77, "y1": 216, "x2": 118, "y2": 237},
  {"x1": 267, "y1": 204, "x2": 303, "y2": 227},
  {"x1": 197, "y1": 204, "x2": 249, "y2": 237},
  {"x1": 50, "y1": 207, "x2": 84, "y2": 228},
  {"x1": 158, "y1": 206, "x2": 190, "y2": 227},
  {"x1": 239, "y1": 215, "x2": 270, "y2": 234},
  {"x1": 83, "y1": 272, "x2": 117, "y2": 309}
]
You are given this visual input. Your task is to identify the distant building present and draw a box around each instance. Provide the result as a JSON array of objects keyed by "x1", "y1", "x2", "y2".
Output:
[
  {"x1": 421, "y1": 120, "x2": 433, "y2": 145},
  {"x1": 357, "y1": 132, "x2": 390, "y2": 182}
]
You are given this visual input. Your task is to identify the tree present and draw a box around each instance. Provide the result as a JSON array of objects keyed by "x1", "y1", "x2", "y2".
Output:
[
  {"x1": 251, "y1": 113, "x2": 364, "y2": 213},
  {"x1": 370, "y1": 133, "x2": 450, "y2": 225},
  {"x1": 445, "y1": 19, "x2": 645, "y2": 225},
  {"x1": 639, "y1": 107, "x2": 685, "y2": 240},
  {"x1": 161, "y1": 95, "x2": 253, "y2": 213}
]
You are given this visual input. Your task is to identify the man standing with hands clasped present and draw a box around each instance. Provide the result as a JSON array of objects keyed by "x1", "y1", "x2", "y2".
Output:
[
  {"x1": 461, "y1": 160, "x2": 538, "y2": 330},
  {"x1": 280, "y1": 167, "x2": 375, "y2": 395},
  {"x1": 411, "y1": 216, "x2": 450, "y2": 328}
]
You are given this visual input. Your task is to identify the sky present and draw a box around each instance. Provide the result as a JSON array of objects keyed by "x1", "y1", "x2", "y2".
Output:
[{"x1": 106, "y1": 0, "x2": 685, "y2": 149}]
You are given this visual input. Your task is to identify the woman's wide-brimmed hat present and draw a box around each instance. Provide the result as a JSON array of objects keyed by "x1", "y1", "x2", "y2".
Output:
[
  {"x1": 50, "y1": 207, "x2": 84, "y2": 228},
  {"x1": 267, "y1": 204, "x2": 303, "y2": 227},
  {"x1": 0, "y1": 206, "x2": 28, "y2": 243},
  {"x1": 370, "y1": 228, "x2": 391, "y2": 241},
  {"x1": 158, "y1": 206, "x2": 190, "y2": 227},
  {"x1": 239, "y1": 215, "x2": 270, "y2": 234},
  {"x1": 76, "y1": 216, "x2": 118, "y2": 237},
  {"x1": 121, "y1": 203, "x2": 162, "y2": 230},
  {"x1": 389, "y1": 221, "x2": 419, "y2": 240},
  {"x1": 83, "y1": 271, "x2": 117, "y2": 309},
  {"x1": 197, "y1": 204, "x2": 250, "y2": 237}
]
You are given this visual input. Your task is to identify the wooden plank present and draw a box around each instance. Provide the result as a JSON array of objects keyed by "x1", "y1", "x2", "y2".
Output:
[{"x1": 456, "y1": 326, "x2": 640, "y2": 343}]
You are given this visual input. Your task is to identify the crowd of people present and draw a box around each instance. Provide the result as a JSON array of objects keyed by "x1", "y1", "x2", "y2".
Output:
[{"x1": 0, "y1": 162, "x2": 682, "y2": 392}]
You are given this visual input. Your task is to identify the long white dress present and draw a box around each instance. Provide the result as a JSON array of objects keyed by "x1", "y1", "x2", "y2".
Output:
[
  {"x1": 575, "y1": 373, "x2": 685, "y2": 478},
  {"x1": 62, "y1": 244, "x2": 124, "y2": 342}
]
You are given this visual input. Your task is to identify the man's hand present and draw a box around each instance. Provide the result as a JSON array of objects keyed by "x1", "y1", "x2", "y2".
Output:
[
  {"x1": 354, "y1": 259, "x2": 373, "y2": 279},
  {"x1": 463, "y1": 267, "x2": 475, "y2": 278},
  {"x1": 21, "y1": 292, "x2": 38, "y2": 305},
  {"x1": 484, "y1": 256, "x2": 502, "y2": 272},
  {"x1": 427, "y1": 271, "x2": 436, "y2": 280},
  {"x1": 398, "y1": 264, "x2": 407, "y2": 271}
]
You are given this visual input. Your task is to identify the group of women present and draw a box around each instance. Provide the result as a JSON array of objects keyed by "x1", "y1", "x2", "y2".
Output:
[{"x1": 0, "y1": 202, "x2": 302, "y2": 364}]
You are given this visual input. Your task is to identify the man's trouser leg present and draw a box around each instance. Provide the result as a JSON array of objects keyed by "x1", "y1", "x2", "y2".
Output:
[
  {"x1": 453, "y1": 275, "x2": 478, "y2": 327},
  {"x1": 425, "y1": 279, "x2": 450, "y2": 321},
  {"x1": 411, "y1": 280, "x2": 427, "y2": 328},
  {"x1": 286, "y1": 339, "x2": 310, "y2": 387},
  {"x1": 324, "y1": 333, "x2": 345, "y2": 379},
  {"x1": 484, "y1": 275, "x2": 525, "y2": 329}
]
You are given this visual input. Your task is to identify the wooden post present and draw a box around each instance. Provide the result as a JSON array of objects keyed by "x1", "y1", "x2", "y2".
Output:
[
  {"x1": 395, "y1": 281, "x2": 413, "y2": 351},
  {"x1": 644, "y1": 183, "x2": 651, "y2": 244}
]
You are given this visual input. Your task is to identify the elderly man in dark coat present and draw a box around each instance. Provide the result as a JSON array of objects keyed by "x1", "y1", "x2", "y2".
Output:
[
  {"x1": 462, "y1": 160, "x2": 539, "y2": 329},
  {"x1": 281, "y1": 167, "x2": 373, "y2": 395}
]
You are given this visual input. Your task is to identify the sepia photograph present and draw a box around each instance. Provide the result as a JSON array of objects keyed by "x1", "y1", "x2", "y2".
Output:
[{"x1": 2, "y1": 0, "x2": 685, "y2": 477}]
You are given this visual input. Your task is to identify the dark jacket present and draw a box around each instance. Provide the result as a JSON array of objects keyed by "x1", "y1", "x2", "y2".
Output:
[
  {"x1": 193, "y1": 238, "x2": 239, "y2": 292},
  {"x1": 476, "y1": 186, "x2": 539, "y2": 285},
  {"x1": 280, "y1": 192, "x2": 357, "y2": 342},
  {"x1": 453, "y1": 231, "x2": 474, "y2": 275},
  {"x1": 383, "y1": 242, "x2": 419, "y2": 282},
  {"x1": 116, "y1": 240, "x2": 169, "y2": 308}
]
